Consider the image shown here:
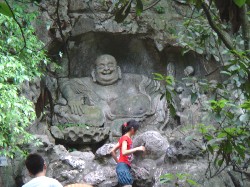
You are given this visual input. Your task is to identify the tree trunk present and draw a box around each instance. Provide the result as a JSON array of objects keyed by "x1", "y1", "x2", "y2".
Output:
[{"x1": 242, "y1": 5, "x2": 250, "y2": 51}]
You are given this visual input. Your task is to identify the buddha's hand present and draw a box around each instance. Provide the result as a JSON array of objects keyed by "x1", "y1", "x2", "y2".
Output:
[{"x1": 67, "y1": 98, "x2": 84, "y2": 115}]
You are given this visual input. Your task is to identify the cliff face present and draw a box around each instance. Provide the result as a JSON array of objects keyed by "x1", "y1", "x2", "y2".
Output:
[
  {"x1": 1, "y1": 1, "x2": 249, "y2": 187},
  {"x1": 33, "y1": 0, "x2": 220, "y2": 81},
  {"x1": 35, "y1": 0, "x2": 205, "y2": 73}
]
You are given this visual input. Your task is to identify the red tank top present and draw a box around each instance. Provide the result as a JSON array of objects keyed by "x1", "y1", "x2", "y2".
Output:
[{"x1": 118, "y1": 135, "x2": 133, "y2": 166}]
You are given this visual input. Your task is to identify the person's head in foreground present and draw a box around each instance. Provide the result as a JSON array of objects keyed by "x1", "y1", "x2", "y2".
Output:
[
  {"x1": 25, "y1": 153, "x2": 46, "y2": 177},
  {"x1": 121, "y1": 119, "x2": 139, "y2": 136},
  {"x1": 23, "y1": 153, "x2": 63, "y2": 187}
]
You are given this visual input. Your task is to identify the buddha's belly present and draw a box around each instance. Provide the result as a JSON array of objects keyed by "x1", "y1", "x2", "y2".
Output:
[{"x1": 109, "y1": 94, "x2": 151, "y2": 117}]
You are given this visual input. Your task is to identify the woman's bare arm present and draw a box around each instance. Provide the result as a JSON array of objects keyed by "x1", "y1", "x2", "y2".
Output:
[
  {"x1": 121, "y1": 141, "x2": 145, "y2": 156},
  {"x1": 110, "y1": 142, "x2": 120, "y2": 163}
]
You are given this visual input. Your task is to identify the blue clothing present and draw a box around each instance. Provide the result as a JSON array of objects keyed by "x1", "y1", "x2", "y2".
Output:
[{"x1": 116, "y1": 162, "x2": 133, "y2": 186}]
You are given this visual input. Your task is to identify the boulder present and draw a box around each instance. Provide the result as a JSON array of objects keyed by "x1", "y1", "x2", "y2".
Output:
[
  {"x1": 83, "y1": 166, "x2": 118, "y2": 187},
  {"x1": 71, "y1": 15, "x2": 95, "y2": 36},
  {"x1": 132, "y1": 165, "x2": 155, "y2": 187},
  {"x1": 70, "y1": 151, "x2": 95, "y2": 161},
  {"x1": 95, "y1": 143, "x2": 115, "y2": 158},
  {"x1": 164, "y1": 140, "x2": 203, "y2": 163},
  {"x1": 51, "y1": 126, "x2": 64, "y2": 139},
  {"x1": 95, "y1": 143, "x2": 117, "y2": 165},
  {"x1": 68, "y1": 0, "x2": 88, "y2": 12},
  {"x1": 133, "y1": 131, "x2": 169, "y2": 159}
]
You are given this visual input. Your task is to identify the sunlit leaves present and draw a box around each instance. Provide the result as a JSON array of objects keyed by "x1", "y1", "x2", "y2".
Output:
[
  {"x1": 153, "y1": 73, "x2": 177, "y2": 117},
  {"x1": 170, "y1": 0, "x2": 250, "y2": 177},
  {"x1": 0, "y1": 2, "x2": 50, "y2": 157},
  {"x1": 0, "y1": 2, "x2": 13, "y2": 17},
  {"x1": 240, "y1": 101, "x2": 250, "y2": 110},
  {"x1": 233, "y1": 0, "x2": 246, "y2": 7},
  {"x1": 160, "y1": 173, "x2": 199, "y2": 186},
  {"x1": 136, "y1": 0, "x2": 143, "y2": 15}
]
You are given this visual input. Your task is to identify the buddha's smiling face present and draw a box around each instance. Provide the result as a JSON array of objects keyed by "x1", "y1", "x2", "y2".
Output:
[{"x1": 95, "y1": 55, "x2": 120, "y2": 85}]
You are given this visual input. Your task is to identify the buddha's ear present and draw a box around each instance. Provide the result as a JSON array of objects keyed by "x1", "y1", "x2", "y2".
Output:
[
  {"x1": 91, "y1": 70, "x2": 96, "y2": 82},
  {"x1": 117, "y1": 66, "x2": 122, "y2": 79}
]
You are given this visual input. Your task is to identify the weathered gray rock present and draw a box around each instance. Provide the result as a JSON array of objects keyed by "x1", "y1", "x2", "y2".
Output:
[
  {"x1": 132, "y1": 165, "x2": 155, "y2": 187},
  {"x1": 83, "y1": 166, "x2": 118, "y2": 187},
  {"x1": 95, "y1": 143, "x2": 115, "y2": 158},
  {"x1": 28, "y1": 121, "x2": 55, "y2": 144},
  {"x1": 35, "y1": 135, "x2": 54, "y2": 147},
  {"x1": 45, "y1": 76, "x2": 57, "y2": 101},
  {"x1": 51, "y1": 126, "x2": 64, "y2": 139},
  {"x1": 62, "y1": 155, "x2": 87, "y2": 171},
  {"x1": 48, "y1": 145, "x2": 69, "y2": 162},
  {"x1": 133, "y1": 131, "x2": 169, "y2": 160},
  {"x1": 68, "y1": 0, "x2": 88, "y2": 12},
  {"x1": 71, "y1": 15, "x2": 95, "y2": 36},
  {"x1": 164, "y1": 140, "x2": 203, "y2": 164},
  {"x1": 136, "y1": 159, "x2": 157, "y2": 173},
  {"x1": 70, "y1": 151, "x2": 95, "y2": 161},
  {"x1": 0, "y1": 164, "x2": 16, "y2": 187},
  {"x1": 21, "y1": 77, "x2": 41, "y2": 103},
  {"x1": 56, "y1": 57, "x2": 69, "y2": 78},
  {"x1": 95, "y1": 143, "x2": 117, "y2": 165}
]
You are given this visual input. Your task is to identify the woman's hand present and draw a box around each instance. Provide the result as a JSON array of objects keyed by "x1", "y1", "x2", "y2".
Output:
[{"x1": 136, "y1": 146, "x2": 146, "y2": 152}]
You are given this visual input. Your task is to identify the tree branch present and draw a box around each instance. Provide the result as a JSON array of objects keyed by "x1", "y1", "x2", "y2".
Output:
[
  {"x1": 200, "y1": 1, "x2": 235, "y2": 51},
  {"x1": 4, "y1": 0, "x2": 26, "y2": 52},
  {"x1": 143, "y1": 0, "x2": 161, "y2": 12},
  {"x1": 242, "y1": 5, "x2": 250, "y2": 52},
  {"x1": 56, "y1": 0, "x2": 71, "y2": 77}
]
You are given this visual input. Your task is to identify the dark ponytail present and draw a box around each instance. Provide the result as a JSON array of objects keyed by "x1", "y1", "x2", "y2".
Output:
[{"x1": 121, "y1": 120, "x2": 139, "y2": 135}]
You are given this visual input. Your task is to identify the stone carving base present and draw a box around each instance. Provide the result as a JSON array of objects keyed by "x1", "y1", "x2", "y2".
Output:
[{"x1": 51, "y1": 126, "x2": 110, "y2": 144}]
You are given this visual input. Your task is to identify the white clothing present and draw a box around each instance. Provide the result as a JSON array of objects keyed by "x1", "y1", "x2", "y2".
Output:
[{"x1": 22, "y1": 176, "x2": 63, "y2": 187}]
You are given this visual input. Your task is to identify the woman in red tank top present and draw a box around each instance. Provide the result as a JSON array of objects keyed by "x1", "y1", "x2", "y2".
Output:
[{"x1": 110, "y1": 120, "x2": 145, "y2": 187}]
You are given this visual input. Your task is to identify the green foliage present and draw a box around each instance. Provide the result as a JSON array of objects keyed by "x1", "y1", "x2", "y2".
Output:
[
  {"x1": 169, "y1": 0, "x2": 250, "y2": 177},
  {"x1": 183, "y1": 0, "x2": 250, "y2": 7},
  {"x1": 233, "y1": 0, "x2": 247, "y2": 7},
  {"x1": 136, "y1": 0, "x2": 144, "y2": 16},
  {"x1": 160, "y1": 173, "x2": 199, "y2": 186},
  {"x1": 112, "y1": 0, "x2": 250, "y2": 178},
  {"x1": 176, "y1": 8, "x2": 226, "y2": 61},
  {"x1": 153, "y1": 73, "x2": 177, "y2": 116},
  {"x1": 0, "y1": 1, "x2": 49, "y2": 158},
  {"x1": 0, "y1": 2, "x2": 13, "y2": 17},
  {"x1": 199, "y1": 96, "x2": 250, "y2": 170},
  {"x1": 155, "y1": 6, "x2": 165, "y2": 14}
]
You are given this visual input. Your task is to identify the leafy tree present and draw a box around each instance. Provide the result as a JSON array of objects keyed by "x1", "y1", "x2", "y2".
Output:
[
  {"x1": 170, "y1": 0, "x2": 250, "y2": 177},
  {"x1": 0, "y1": 0, "x2": 49, "y2": 158},
  {"x1": 111, "y1": 0, "x2": 250, "y2": 179}
]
